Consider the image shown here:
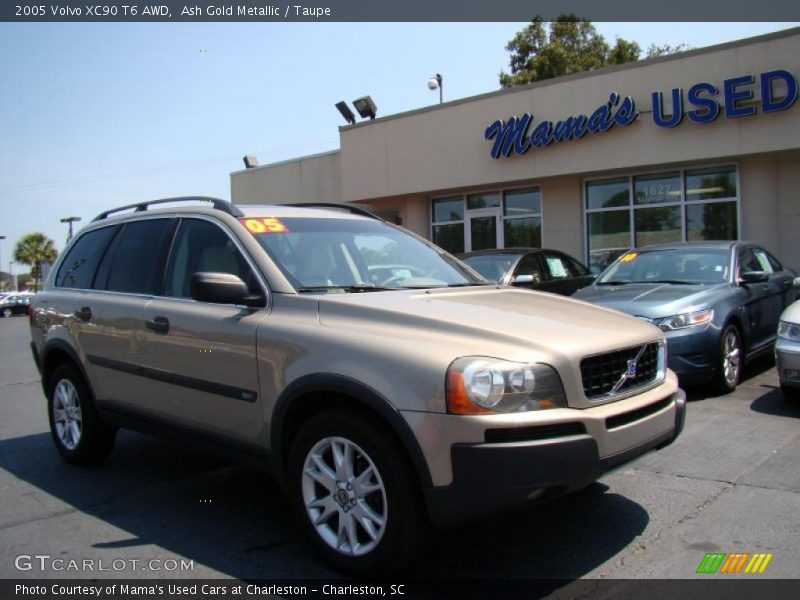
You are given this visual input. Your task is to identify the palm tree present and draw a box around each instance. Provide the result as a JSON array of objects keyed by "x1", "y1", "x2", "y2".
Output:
[{"x1": 14, "y1": 233, "x2": 58, "y2": 291}]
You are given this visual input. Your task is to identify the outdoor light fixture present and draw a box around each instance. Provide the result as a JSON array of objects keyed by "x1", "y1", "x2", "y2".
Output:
[
  {"x1": 353, "y1": 95, "x2": 377, "y2": 120},
  {"x1": 243, "y1": 155, "x2": 259, "y2": 169},
  {"x1": 60, "y1": 216, "x2": 81, "y2": 241},
  {"x1": 428, "y1": 73, "x2": 443, "y2": 104},
  {"x1": 335, "y1": 101, "x2": 356, "y2": 125}
]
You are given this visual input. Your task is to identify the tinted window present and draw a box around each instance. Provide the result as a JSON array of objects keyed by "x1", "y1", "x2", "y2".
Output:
[
  {"x1": 515, "y1": 254, "x2": 543, "y2": 283},
  {"x1": 164, "y1": 219, "x2": 261, "y2": 298},
  {"x1": 103, "y1": 219, "x2": 173, "y2": 294},
  {"x1": 55, "y1": 226, "x2": 117, "y2": 289},
  {"x1": 542, "y1": 252, "x2": 583, "y2": 280}
]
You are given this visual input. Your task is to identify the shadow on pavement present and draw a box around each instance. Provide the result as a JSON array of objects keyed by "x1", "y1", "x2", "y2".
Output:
[
  {"x1": 684, "y1": 352, "x2": 776, "y2": 402},
  {"x1": 0, "y1": 428, "x2": 649, "y2": 580}
]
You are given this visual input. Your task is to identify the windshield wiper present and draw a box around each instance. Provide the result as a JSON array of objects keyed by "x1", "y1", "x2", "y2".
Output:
[
  {"x1": 297, "y1": 283, "x2": 392, "y2": 293},
  {"x1": 637, "y1": 279, "x2": 698, "y2": 285},
  {"x1": 446, "y1": 282, "x2": 495, "y2": 287},
  {"x1": 597, "y1": 280, "x2": 631, "y2": 286}
]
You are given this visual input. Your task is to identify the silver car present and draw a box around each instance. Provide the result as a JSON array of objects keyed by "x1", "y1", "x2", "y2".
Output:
[
  {"x1": 29, "y1": 198, "x2": 686, "y2": 574},
  {"x1": 776, "y1": 280, "x2": 800, "y2": 400}
]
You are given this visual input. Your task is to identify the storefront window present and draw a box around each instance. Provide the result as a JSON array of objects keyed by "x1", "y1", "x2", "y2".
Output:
[
  {"x1": 432, "y1": 223, "x2": 465, "y2": 254},
  {"x1": 634, "y1": 172, "x2": 680, "y2": 205},
  {"x1": 505, "y1": 216, "x2": 542, "y2": 248},
  {"x1": 467, "y1": 192, "x2": 500, "y2": 210},
  {"x1": 586, "y1": 178, "x2": 629, "y2": 209},
  {"x1": 685, "y1": 166, "x2": 737, "y2": 201},
  {"x1": 432, "y1": 197, "x2": 464, "y2": 223},
  {"x1": 585, "y1": 165, "x2": 739, "y2": 272},
  {"x1": 504, "y1": 188, "x2": 541, "y2": 216},
  {"x1": 686, "y1": 202, "x2": 738, "y2": 241}
]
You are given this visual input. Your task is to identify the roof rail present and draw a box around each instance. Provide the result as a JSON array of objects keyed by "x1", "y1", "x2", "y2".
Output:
[
  {"x1": 92, "y1": 196, "x2": 244, "y2": 222},
  {"x1": 284, "y1": 202, "x2": 381, "y2": 220}
]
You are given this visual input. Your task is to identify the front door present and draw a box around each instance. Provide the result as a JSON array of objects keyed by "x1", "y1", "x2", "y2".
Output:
[{"x1": 467, "y1": 208, "x2": 503, "y2": 252}]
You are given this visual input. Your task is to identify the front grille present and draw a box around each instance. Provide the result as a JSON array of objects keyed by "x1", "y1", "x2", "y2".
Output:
[{"x1": 581, "y1": 342, "x2": 660, "y2": 400}]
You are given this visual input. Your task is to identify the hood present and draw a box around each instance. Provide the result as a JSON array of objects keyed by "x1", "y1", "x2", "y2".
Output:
[
  {"x1": 316, "y1": 286, "x2": 661, "y2": 360},
  {"x1": 573, "y1": 282, "x2": 730, "y2": 318}
]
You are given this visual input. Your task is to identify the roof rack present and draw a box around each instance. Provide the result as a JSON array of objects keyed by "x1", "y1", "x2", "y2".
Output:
[
  {"x1": 92, "y1": 196, "x2": 244, "y2": 222},
  {"x1": 284, "y1": 202, "x2": 381, "y2": 220}
]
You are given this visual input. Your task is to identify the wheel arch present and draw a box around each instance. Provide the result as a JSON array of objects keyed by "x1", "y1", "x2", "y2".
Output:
[
  {"x1": 272, "y1": 374, "x2": 433, "y2": 488},
  {"x1": 40, "y1": 339, "x2": 94, "y2": 399}
]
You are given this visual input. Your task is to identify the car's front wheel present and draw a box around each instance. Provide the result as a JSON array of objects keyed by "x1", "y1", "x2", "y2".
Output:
[
  {"x1": 47, "y1": 363, "x2": 116, "y2": 464},
  {"x1": 713, "y1": 324, "x2": 742, "y2": 394},
  {"x1": 287, "y1": 409, "x2": 425, "y2": 575},
  {"x1": 1, "y1": 307, "x2": 11, "y2": 318}
]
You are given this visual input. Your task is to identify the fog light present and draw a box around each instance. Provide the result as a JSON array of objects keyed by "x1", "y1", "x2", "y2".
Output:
[{"x1": 784, "y1": 369, "x2": 800, "y2": 382}]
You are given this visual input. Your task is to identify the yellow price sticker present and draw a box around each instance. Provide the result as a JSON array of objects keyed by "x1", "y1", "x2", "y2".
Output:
[
  {"x1": 240, "y1": 217, "x2": 289, "y2": 234},
  {"x1": 620, "y1": 252, "x2": 638, "y2": 262}
]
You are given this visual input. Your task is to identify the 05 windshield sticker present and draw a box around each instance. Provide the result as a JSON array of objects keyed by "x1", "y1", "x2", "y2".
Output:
[
  {"x1": 239, "y1": 217, "x2": 289, "y2": 234},
  {"x1": 620, "y1": 252, "x2": 638, "y2": 263}
]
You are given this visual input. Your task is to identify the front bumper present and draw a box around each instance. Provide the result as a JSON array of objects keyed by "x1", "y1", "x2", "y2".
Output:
[
  {"x1": 421, "y1": 388, "x2": 686, "y2": 528},
  {"x1": 775, "y1": 336, "x2": 800, "y2": 388},
  {"x1": 664, "y1": 325, "x2": 720, "y2": 384}
]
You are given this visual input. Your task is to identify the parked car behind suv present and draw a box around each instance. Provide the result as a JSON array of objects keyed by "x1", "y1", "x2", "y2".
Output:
[
  {"x1": 1, "y1": 293, "x2": 31, "y2": 318},
  {"x1": 458, "y1": 248, "x2": 595, "y2": 296},
  {"x1": 30, "y1": 198, "x2": 686, "y2": 574},
  {"x1": 574, "y1": 242, "x2": 798, "y2": 393}
]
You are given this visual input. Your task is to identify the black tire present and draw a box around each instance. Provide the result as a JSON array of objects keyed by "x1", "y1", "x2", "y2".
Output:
[
  {"x1": 47, "y1": 363, "x2": 116, "y2": 465},
  {"x1": 712, "y1": 324, "x2": 742, "y2": 394},
  {"x1": 287, "y1": 409, "x2": 426, "y2": 575},
  {"x1": 1, "y1": 308, "x2": 11, "y2": 318}
]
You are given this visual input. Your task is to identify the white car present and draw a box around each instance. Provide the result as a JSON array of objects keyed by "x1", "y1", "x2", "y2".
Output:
[{"x1": 776, "y1": 278, "x2": 800, "y2": 401}]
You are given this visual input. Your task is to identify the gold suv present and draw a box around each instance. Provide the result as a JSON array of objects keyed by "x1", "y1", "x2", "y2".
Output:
[{"x1": 30, "y1": 198, "x2": 686, "y2": 574}]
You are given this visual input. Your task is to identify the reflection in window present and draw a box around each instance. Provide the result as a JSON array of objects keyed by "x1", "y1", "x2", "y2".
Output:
[
  {"x1": 587, "y1": 211, "x2": 630, "y2": 272},
  {"x1": 634, "y1": 172, "x2": 680, "y2": 205},
  {"x1": 432, "y1": 223, "x2": 465, "y2": 254},
  {"x1": 686, "y1": 202, "x2": 738, "y2": 241},
  {"x1": 504, "y1": 217, "x2": 541, "y2": 248},
  {"x1": 586, "y1": 178, "x2": 629, "y2": 209},
  {"x1": 685, "y1": 166, "x2": 737, "y2": 201},
  {"x1": 634, "y1": 206, "x2": 682, "y2": 247},
  {"x1": 467, "y1": 192, "x2": 500, "y2": 210},
  {"x1": 504, "y1": 188, "x2": 541, "y2": 216},
  {"x1": 432, "y1": 197, "x2": 464, "y2": 223}
]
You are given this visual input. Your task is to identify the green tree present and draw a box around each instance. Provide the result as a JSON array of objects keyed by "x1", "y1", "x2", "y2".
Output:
[
  {"x1": 13, "y1": 233, "x2": 58, "y2": 291},
  {"x1": 499, "y1": 16, "x2": 686, "y2": 88}
]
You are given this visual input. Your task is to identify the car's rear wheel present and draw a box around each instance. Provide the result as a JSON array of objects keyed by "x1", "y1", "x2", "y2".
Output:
[
  {"x1": 287, "y1": 409, "x2": 425, "y2": 575},
  {"x1": 48, "y1": 363, "x2": 116, "y2": 464},
  {"x1": 713, "y1": 324, "x2": 742, "y2": 394}
]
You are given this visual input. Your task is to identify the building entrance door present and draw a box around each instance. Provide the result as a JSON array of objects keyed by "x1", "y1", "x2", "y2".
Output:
[{"x1": 467, "y1": 208, "x2": 503, "y2": 252}]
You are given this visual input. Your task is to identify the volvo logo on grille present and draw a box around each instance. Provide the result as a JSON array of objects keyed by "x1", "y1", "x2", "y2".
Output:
[{"x1": 611, "y1": 345, "x2": 647, "y2": 393}]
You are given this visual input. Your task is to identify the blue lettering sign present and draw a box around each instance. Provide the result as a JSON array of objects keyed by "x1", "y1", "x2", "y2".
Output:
[
  {"x1": 724, "y1": 75, "x2": 756, "y2": 118},
  {"x1": 760, "y1": 69, "x2": 798, "y2": 113},
  {"x1": 687, "y1": 82, "x2": 720, "y2": 124},
  {"x1": 651, "y1": 89, "x2": 684, "y2": 128}
]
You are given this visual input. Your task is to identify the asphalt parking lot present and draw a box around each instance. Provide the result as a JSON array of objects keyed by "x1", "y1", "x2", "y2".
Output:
[{"x1": 1, "y1": 314, "x2": 799, "y2": 583}]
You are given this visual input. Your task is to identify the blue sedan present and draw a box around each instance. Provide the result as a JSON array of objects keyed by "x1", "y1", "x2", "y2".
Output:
[{"x1": 573, "y1": 241, "x2": 798, "y2": 393}]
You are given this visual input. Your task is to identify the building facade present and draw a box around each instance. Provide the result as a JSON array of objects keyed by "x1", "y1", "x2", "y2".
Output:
[{"x1": 231, "y1": 28, "x2": 800, "y2": 272}]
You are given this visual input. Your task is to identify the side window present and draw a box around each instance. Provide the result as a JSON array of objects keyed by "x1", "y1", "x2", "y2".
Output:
[
  {"x1": 752, "y1": 249, "x2": 775, "y2": 275},
  {"x1": 515, "y1": 254, "x2": 543, "y2": 283},
  {"x1": 164, "y1": 219, "x2": 260, "y2": 299},
  {"x1": 764, "y1": 250, "x2": 783, "y2": 273},
  {"x1": 54, "y1": 226, "x2": 117, "y2": 289},
  {"x1": 567, "y1": 257, "x2": 589, "y2": 277},
  {"x1": 542, "y1": 253, "x2": 572, "y2": 280},
  {"x1": 100, "y1": 219, "x2": 173, "y2": 295},
  {"x1": 738, "y1": 247, "x2": 762, "y2": 275}
]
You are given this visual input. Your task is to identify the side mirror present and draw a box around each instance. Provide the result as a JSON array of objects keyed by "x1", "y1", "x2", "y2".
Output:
[
  {"x1": 739, "y1": 271, "x2": 769, "y2": 284},
  {"x1": 190, "y1": 272, "x2": 263, "y2": 307},
  {"x1": 513, "y1": 274, "x2": 536, "y2": 284}
]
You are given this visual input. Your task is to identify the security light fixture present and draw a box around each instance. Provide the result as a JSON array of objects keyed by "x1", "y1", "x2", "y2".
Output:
[
  {"x1": 335, "y1": 101, "x2": 356, "y2": 125},
  {"x1": 353, "y1": 96, "x2": 377, "y2": 120},
  {"x1": 60, "y1": 216, "x2": 81, "y2": 241},
  {"x1": 428, "y1": 73, "x2": 443, "y2": 104},
  {"x1": 243, "y1": 155, "x2": 259, "y2": 169}
]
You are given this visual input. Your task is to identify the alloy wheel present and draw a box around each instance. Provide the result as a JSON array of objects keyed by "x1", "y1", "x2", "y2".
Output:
[
  {"x1": 721, "y1": 329, "x2": 741, "y2": 389},
  {"x1": 301, "y1": 436, "x2": 388, "y2": 557},
  {"x1": 52, "y1": 379, "x2": 82, "y2": 451}
]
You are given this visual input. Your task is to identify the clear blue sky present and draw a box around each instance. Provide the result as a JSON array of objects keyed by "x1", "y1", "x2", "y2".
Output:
[{"x1": 0, "y1": 21, "x2": 797, "y2": 274}]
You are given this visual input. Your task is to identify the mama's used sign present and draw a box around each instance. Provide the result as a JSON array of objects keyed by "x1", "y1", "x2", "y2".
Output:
[{"x1": 485, "y1": 69, "x2": 797, "y2": 159}]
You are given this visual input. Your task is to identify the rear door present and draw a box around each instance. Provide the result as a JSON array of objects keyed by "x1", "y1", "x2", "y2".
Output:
[
  {"x1": 736, "y1": 245, "x2": 784, "y2": 352},
  {"x1": 139, "y1": 217, "x2": 269, "y2": 447}
]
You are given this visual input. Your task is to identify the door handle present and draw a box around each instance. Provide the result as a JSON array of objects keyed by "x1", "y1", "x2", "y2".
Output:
[
  {"x1": 145, "y1": 316, "x2": 170, "y2": 334},
  {"x1": 74, "y1": 307, "x2": 92, "y2": 321}
]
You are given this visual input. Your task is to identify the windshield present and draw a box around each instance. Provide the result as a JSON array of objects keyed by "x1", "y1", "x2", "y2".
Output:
[
  {"x1": 246, "y1": 217, "x2": 485, "y2": 292},
  {"x1": 597, "y1": 247, "x2": 731, "y2": 285},
  {"x1": 460, "y1": 254, "x2": 518, "y2": 283}
]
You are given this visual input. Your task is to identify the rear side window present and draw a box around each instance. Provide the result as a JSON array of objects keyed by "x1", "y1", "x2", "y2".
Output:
[
  {"x1": 97, "y1": 219, "x2": 173, "y2": 295},
  {"x1": 54, "y1": 226, "x2": 117, "y2": 289}
]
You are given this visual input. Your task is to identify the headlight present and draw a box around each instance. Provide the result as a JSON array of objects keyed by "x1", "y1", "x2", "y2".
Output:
[
  {"x1": 658, "y1": 309, "x2": 714, "y2": 331},
  {"x1": 778, "y1": 321, "x2": 800, "y2": 342},
  {"x1": 446, "y1": 357, "x2": 566, "y2": 414}
]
